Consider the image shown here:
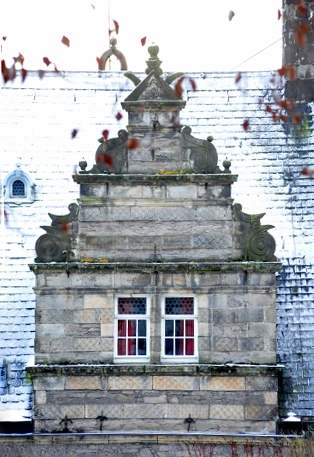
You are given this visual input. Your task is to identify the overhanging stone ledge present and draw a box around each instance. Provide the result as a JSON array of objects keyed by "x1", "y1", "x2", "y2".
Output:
[
  {"x1": 73, "y1": 174, "x2": 238, "y2": 185},
  {"x1": 29, "y1": 261, "x2": 282, "y2": 273},
  {"x1": 27, "y1": 363, "x2": 285, "y2": 377}
]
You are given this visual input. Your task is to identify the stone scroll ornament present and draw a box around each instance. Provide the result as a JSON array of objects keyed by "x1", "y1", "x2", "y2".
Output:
[
  {"x1": 35, "y1": 203, "x2": 79, "y2": 262},
  {"x1": 96, "y1": 130, "x2": 128, "y2": 174},
  {"x1": 181, "y1": 126, "x2": 218, "y2": 173},
  {"x1": 233, "y1": 203, "x2": 277, "y2": 261}
]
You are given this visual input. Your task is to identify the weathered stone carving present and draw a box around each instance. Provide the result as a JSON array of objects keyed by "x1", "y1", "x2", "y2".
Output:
[
  {"x1": 95, "y1": 130, "x2": 128, "y2": 173},
  {"x1": 99, "y1": 37, "x2": 127, "y2": 71},
  {"x1": 181, "y1": 126, "x2": 218, "y2": 173},
  {"x1": 35, "y1": 203, "x2": 79, "y2": 262},
  {"x1": 233, "y1": 203, "x2": 276, "y2": 261}
]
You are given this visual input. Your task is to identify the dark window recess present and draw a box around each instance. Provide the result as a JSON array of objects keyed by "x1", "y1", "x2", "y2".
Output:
[
  {"x1": 118, "y1": 297, "x2": 147, "y2": 314},
  {"x1": 165, "y1": 297, "x2": 194, "y2": 315},
  {"x1": 12, "y1": 179, "x2": 26, "y2": 197}
]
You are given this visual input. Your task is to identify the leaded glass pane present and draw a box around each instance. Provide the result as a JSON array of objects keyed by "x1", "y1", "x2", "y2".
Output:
[
  {"x1": 12, "y1": 179, "x2": 25, "y2": 197},
  {"x1": 118, "y1": 297, "x2": 147, "y2": 314},
  {"x1": 165, "y1": 297, "x2": 194, "y2": 315}
]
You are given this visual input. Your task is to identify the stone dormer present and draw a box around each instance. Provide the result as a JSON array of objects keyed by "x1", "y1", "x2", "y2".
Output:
[{"x1": 28, "y1": 46, "x2": 282, "y2": 435}]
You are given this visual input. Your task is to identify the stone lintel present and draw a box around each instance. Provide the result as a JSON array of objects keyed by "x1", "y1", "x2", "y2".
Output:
[
  {"x1": 121, "y1": 101, "x2": 186, "y2": 111},
  {"x1": 73, "y1": 173, "x2": 238, "y2": 185},
  {"x1": 29, "y1": 261, "x2": 282, "y2": 274},
  {"x1": 27, "y1": 363, "x2": 285, "y2": 377}
]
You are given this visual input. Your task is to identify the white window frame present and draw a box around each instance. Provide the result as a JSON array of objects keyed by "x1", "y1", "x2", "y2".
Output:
[
  {"x1": 114, "y1": 295, "x2": 150, "y2": 363},
  {"x1": 161, "y1": 295, "x2": 198, "y2": 363}
]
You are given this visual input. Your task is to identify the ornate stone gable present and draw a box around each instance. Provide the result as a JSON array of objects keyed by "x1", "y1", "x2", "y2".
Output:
[{"x1": 28, "y1": 46, "x2": 282, "y2": 435}]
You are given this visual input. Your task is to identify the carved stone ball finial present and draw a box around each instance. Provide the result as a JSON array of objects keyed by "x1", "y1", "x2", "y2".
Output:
[
  {"x1": 110, "y1": 37, "x2": 117, "y2": 48},
  {"x1": 223, "y1": 157, "x2": 231, "y2": 173},
  {"x1": 145, "y1": 43, "x2": 163, "y2": 75}
]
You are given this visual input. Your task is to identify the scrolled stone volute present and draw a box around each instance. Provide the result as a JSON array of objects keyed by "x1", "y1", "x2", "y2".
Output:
[
  {"x1": 35, "y1": 203, "x2": 79, "y2": 262},
  {"x1": 233, "y1": 203, "x2": 277, "y2": 261},
  {"x1": 181, "y1": 126, "x2": 218, "y2": 173},
  {"x1": 96, "y1": 130, "x2": 128, "y2": 173}
]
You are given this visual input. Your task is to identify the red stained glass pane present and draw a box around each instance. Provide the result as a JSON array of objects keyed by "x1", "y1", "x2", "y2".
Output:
[
  {"x1": 186, "y1": 320, "x2": 194, "y2": 336},
  {"x1": 128, "y1": 320, "x2": 136, "y2": 336},
  {"x1": 118, "y1": 320, "x2": 126, "y2": 337},
  {"x1": 118, "y1": 339, "x2": 126, "y2": 355},
  {"x1": 186, "y1": 339, "x2": 194, "y2": 356},
  {"x1": 128, "y1": 338, "x2": 136, "y2": 356}
]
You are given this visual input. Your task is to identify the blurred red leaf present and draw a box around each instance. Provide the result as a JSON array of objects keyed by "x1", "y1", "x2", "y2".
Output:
[
  {"x1": 21, "y1": 68, "x2": 27, "y2": 82},
  {"x1": 278, "y1": 65, "x2": 295, "y2": 79},
  {"x1": 116, "y1": 112, "x2": 123, "y2": 121},
  {"x1": 102, "y1": 129, "x2": 109, "y2": 140},
  {"x1": 242, "y1": 119, "x2": 249, "y2": 131},
  {"x1": 297, "y1": 4, "x2": 308, "y2": 15},
  {"x1": 73, "y1": 165, "x2": 78, "y2": 175},
  {"x1": 235, "y1": 72, "x2": 241, "y2": 84},
  {"x1": 128, "y1": 139, "x2": 139, "y2": 149},
  {"x1": 14, "y1": 53, "x2": 24, "y2": 66},
  {"x1": 175, "y1": 76, "x2": 185, "y2": 99},
  {"x1": 43, "y1": 57, "x2": 51, "y2": 66},
  {"x1": 141, "y1": 37, "x2": 146, "y2": 46},
  {"x1": 296, "y1": 23, "x2": 309, "y2": 46},
  {"x1": 1, "y1": 60, "x2": 16, "y2": 84},
  {"x1": 96, "y1": 57, "x2": 104, "y2": 70},
  {"x1": 71, "y1": 129, "x2": 78, "y2": 139},
  {"x1": 278, "y1": 9, "x2": 282, "y2": 20},
  {"x1": 38, "y1": 69, "x2": 45, "y2": 79},
  {"x1": 286, "y1": 99, "x2": 295, "y2": 111},
  {"x1": 228, "y1": 10, "x2": 235, "y2": 21},
  {"x1": 2, "y1": 36, "x2": 7, "y2": 41},
  {"x1": 91, "y1": 4, "x2": 95, "y2": 9},
  {"x1": 61, "y1": 36, "x2": 70, "y2": 47},
  {"x1": 54, "y1": 64, "x2": 59, "y2": 73},
  {"x1": 292, "y1": 114, "x2": 301, "y2": 124},
  {"x1": 301, "y1": 166, "x2": 314, "y2": 178},
  {"x1": 61, "y1": 222, "x2": 69, "y2": 234},
  {"x1": 113, "y1": 19, "x2": 119, "y2": 34},
  {"x1": 280, "y1": 114, "x2": 287, "y2": 123},
  {"x1": 189, "y1": 78, "x2": 197, "y2": 91},
  {"x1": 103, "y1": 153, "x2": 113, "y2": 167},
  {"x1": 265, "y1": 105, "x2": 273, "y2": 113}
]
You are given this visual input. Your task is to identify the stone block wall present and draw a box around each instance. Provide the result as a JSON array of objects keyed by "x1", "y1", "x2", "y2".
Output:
[
  {"x1": 31, "y1": 264, "x2": 279, "y2": 365},
  {"x1": 28, "y1": 365, "x2": 281, "y2": 434}
]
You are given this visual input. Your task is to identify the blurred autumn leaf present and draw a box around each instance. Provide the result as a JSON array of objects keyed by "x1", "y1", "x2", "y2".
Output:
[
  {"x1": 128, "y1": 139, "x2": 139, "y2": 149},
  {"x1": 71, "y1": 129, "x2": 78, "y2": 139},
  {"x1": 242, "y1": 120, "x2": 249, "y2": 131},
  {"x1": 228, "y1": 11, "x2": 235, "y2": 21},
  {"x1": 116, "y1": 112, "x2": 123, "y2": 121},
  {"x1": 102, "y1": 129, "x2": 109, "y2": 141},
  {"x1": 141, "y1": 37, "x2": 147, "y2": 46},
  {"x1": 43, "y1": 57, "x2": 51, "y2": 66},
  {"x1": 61, "y1": 36, "x2": 70, "y2": 47},
  {"x1": 301, "y1": 166, "x2": 314, "y2": 178},
  {"x1": 296, "y1": 23, "x2": 309, "y2": 47}
]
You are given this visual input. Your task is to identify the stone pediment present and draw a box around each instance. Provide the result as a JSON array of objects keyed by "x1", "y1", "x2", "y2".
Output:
[{"x1": 124, "y1": 70, "x2": 182, "y2": 103}]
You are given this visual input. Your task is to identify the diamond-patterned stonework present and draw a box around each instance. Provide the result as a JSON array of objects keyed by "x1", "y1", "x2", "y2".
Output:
[
  {"x1": 201, "y1": 376, "x2": 245, "y2": 391},
  {"x1": 153, "y1": 376, "x2": 199, "y2": 391},
  {"x1": 210, "y1": 404, "x2": 244, "y2": 420},
  {"x1": 108, "y1": 376, "x2": 152, "y2": 390}
]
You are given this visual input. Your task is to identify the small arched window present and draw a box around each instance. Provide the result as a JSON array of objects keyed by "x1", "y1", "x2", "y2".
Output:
[
  {"x1": 11, "y1": 179, "x2": 26, "y2": 197},
  {"x1": 4, "y1": 164, "x2": 35, "y2": 205}
]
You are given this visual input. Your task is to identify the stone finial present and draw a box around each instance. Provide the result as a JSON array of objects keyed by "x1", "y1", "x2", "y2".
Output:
[
  {"x1": 99, "y1": 37, "x2": 127, "y2": 71},
  {"x1": 145, "y1": 43, "x2": 162, "y2": 75}
]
